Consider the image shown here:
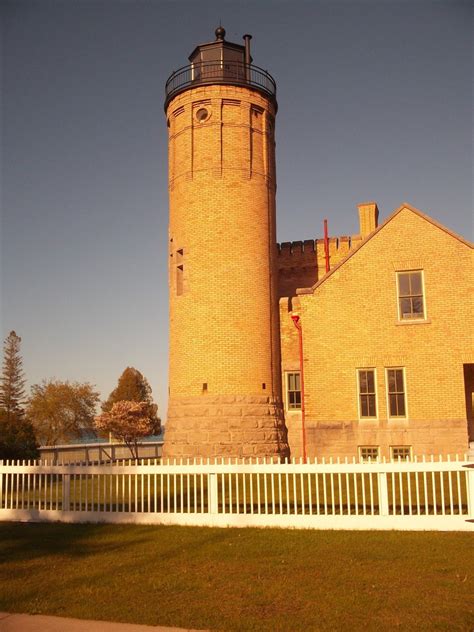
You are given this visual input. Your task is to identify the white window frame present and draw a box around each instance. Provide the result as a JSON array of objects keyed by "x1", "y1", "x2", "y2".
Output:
[
  {"x1": 285, "y1": 371, "x2": 302, "y2": 412},
  {"x1": 358, "y1": 446, "x2": 380, "y2": 462},
  {"x1": 396, "y1": 270, "x2": 427, "y2": 322},
  {"x1": 356, "y1": 368, "x2": 378, "y2": 420},
  {"x1": 385, "y1": 367, "x2": 408, "y2": 420},
  {"x1": 390, "y1": 445, "x2": 412, "y2": 461}
]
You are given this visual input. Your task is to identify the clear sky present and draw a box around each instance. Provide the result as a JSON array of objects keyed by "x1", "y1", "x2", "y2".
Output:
[{"x1": 1, "y1": 0, "x2": 472, "y2": 421}]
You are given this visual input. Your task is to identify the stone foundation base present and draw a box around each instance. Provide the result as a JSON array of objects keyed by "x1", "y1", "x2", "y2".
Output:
[
  {"x1": 163, "y1": 395, "x2": 290, "y2": 460},
  {"x1": 286, "y1": 417, "x2": 469, "y2": 460}
]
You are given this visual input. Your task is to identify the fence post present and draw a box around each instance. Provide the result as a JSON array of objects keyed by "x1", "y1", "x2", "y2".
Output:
[
  {"x1": 62, "y1": 473, "x2": 70, "y2": 512},
  {"x1": 466, "y1": 467, "x2": 474, "y2": 518},
  {"x1": 378, "y1": 471, "x2": 389, "y2": 516},
  {"x1": 208, "y1": 473, "x2": 218, "y2": 514}
]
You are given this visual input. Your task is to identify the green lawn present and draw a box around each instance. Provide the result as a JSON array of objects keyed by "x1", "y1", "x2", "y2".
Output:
[{"x1": 0, "y1": 523, "x2": 473, "y2": 631}]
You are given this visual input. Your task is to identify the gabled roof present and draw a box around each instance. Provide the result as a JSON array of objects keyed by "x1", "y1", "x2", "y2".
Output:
[{"x1": 297, "y1": 203, "x2": 473, "y2": 296}]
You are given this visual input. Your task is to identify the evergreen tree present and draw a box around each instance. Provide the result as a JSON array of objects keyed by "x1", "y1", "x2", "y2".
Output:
[
  {"x1": 0, "y1": 330, "x2": 38, "y2": 459},
  {"x1": 102, "y1": 367, "x2": 160, "y2": 431},
  {"x1": 0, "y1": 408, "x2": 38, "y2": 460},
  {"x1": 0, "y1": 330, "x2": 26, "y2": 422},
  {"x1": 103, "y1": 367, "x2": 154, "y2": 410}
]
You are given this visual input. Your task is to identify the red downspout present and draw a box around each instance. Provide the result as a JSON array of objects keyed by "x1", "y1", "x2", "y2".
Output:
[
  {"x1": 291, "y1": 312, "x2": 307, "y2": 463},
  {"x1": 324, "y1": 218, "x2": 330, "y2": 273}
]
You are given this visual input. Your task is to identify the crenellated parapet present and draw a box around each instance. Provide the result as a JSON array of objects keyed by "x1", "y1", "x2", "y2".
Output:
[{"x1": 277, "y1": 234, "x2": 361, "y2": 299}]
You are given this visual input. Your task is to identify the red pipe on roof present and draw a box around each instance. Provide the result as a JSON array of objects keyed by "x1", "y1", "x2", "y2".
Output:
[{"x1": 324, "y1": 218, "x2": 330, "y2": 273}]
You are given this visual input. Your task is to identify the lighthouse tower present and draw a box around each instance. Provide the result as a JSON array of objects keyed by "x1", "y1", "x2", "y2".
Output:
[{"x1": 163, "y1": 27, "x2": 289, "y2": 459}]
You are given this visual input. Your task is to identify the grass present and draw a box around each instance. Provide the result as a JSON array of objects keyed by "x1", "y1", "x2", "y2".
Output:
[{"x1": 0, "y1": 523, "x2": 473, "y2": 631}]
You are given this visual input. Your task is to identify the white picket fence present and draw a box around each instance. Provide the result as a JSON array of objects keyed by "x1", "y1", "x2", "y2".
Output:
[{"x1": 1, "y1": 457, "x2": 473, "y2": 531}]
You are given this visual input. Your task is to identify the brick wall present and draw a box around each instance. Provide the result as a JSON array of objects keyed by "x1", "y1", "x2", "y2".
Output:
[
  {"x1": 293, "y1": 207, "x2": 473, "y2": 459},
  {"x1": 277, "y1": 235, "x2": 362, "y2": 299},
  {"x1": 164, "y1": 84, "x2": 289, "y2": 458}
]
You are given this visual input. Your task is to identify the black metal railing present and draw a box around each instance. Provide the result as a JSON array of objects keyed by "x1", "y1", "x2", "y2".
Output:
[{"x1": 165, "y1": 61, "x2": 276, "y2": 107}]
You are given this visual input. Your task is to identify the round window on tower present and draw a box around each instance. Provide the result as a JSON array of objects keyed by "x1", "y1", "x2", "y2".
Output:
[{"x1": 195, "y1": 107, "x2": 211, "y2": 123}]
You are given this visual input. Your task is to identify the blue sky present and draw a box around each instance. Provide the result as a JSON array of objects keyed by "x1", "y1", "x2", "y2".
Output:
[{"x1": 1, "y1": 0, "x2": 472, "y2": 420}]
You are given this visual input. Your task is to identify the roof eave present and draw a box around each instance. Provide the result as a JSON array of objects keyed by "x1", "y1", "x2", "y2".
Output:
[{"x1": 296, "y1": 203, "x2": 473, "y2": 297}]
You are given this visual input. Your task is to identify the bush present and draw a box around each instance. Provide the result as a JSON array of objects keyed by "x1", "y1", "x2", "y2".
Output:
[{"x1": 0, "y1": 410, "x2": 39, "y2": 460}]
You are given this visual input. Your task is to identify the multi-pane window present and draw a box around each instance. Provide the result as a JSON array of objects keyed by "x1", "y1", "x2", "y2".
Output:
[
  {"x1": 357, "y1": 369, "x2": 377, "y2": 418},
  {"x1": 391, "y1": 446, "x2": 412, "y2": 460},
  {"x1": 359, "y1": 446, "x2": 379, "y2": 462},
  {"x1": 397, "y1": 271, "x2": 425, "y2": 320},
  {"x1": 286, "y1": 372, "x2": 301, "y2": 410},
  {"x1": 386, "y1": 368, "x2": 407, "y2": 418}
]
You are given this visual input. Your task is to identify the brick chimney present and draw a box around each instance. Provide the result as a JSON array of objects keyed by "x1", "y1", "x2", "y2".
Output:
[{"x1": 357, "y1": 202, "x2": 379, "y2": 238}]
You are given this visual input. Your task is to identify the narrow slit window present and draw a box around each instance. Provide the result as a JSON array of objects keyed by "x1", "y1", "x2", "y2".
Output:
[
  {"x1": 176, "y1": 248, "x2": 185, "y2": 296},
  {"x1": 176, "y1": 265, "x2": 184, "y2": 296},
  {"x1": 358, "y1": 369, "x2": 377, "y2": 418}
]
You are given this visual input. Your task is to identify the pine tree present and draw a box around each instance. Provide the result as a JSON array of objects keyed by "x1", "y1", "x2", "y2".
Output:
[
  {"x1": 0, "y1": 330, "x2": 26, "y2": 422},
  {"x1": 0, "y1": 330, "x2": 38, "y2": 459}
]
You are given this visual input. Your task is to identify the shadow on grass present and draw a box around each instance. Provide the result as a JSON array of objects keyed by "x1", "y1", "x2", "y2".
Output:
[
  {"x1": 0, "y1": 521, "x2": 233, "y2": 564},
  {"x1": 0, "y1": 522, "x2": 240, "y2": 627},
  {"x1": 0, "y1": 522, "x2": 149, "y2": 563},
  {"x1": 0, "y1": 523, "x2": 473, "y2": 631}
]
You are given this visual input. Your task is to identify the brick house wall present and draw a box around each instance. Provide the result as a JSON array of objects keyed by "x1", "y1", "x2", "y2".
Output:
[{"x1": 283, "y1": 205, "x2": 474, "y2": 459}]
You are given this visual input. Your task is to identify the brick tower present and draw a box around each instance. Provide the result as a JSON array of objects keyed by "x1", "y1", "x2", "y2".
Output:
[{"x1": 163, "y1": 27, "x2": 289, "y2": 459}]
